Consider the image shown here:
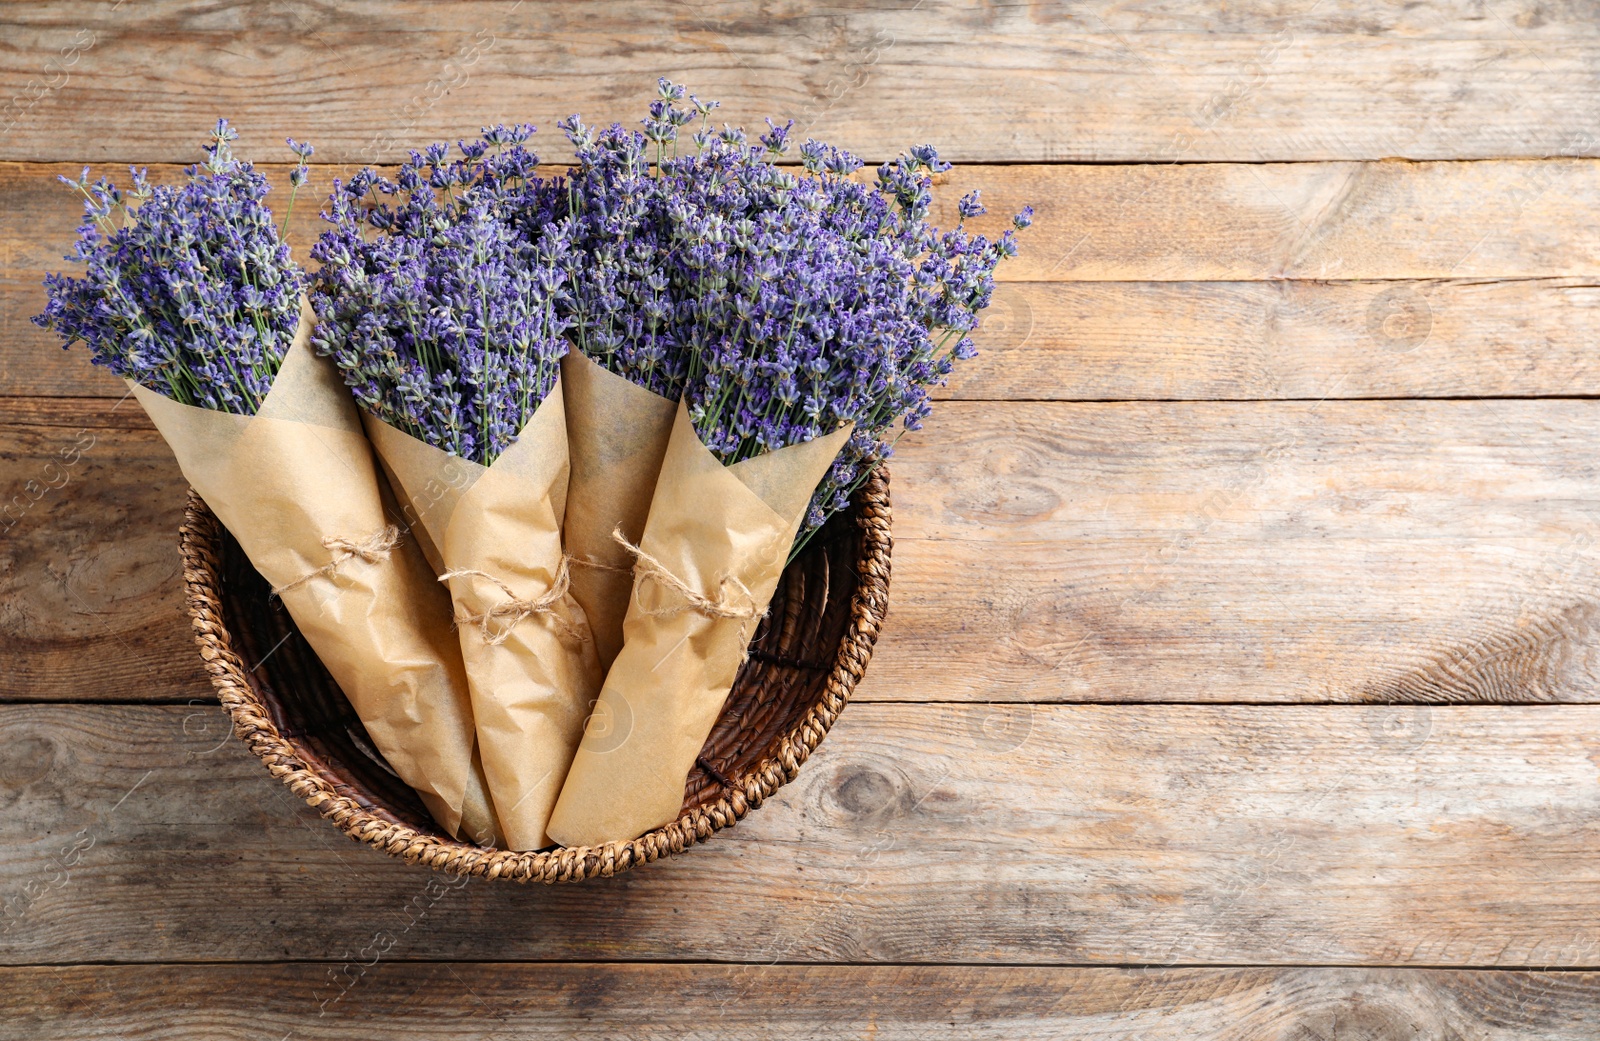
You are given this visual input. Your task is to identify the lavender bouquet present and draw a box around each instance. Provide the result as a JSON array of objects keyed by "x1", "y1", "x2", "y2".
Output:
[
  {"x1": 547, "y1": 86, "x2": 1028, "y2": 847},
  {"x1": 548, "y1": 80, "x2": 1027, "y2": 676},
  {"x1": 34, "y1": 123, "x2": 499, "y2": 846},
  {"x1": 309, "y1": 126, "x2": 602, "y2": 852},
  {"x1": 543, "y1": 95, "x2": 691, "y2": 674}
]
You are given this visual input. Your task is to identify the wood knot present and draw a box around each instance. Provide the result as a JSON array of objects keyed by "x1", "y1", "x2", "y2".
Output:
[
  {"x1": 824, "y1": 760, "x2": 912, "y2": 820},
  {"x1": 0, "y1": 735, "x2": 55, "y2": 794}
]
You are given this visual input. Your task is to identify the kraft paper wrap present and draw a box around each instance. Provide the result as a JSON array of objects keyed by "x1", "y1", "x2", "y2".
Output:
[
  {"x1": 363, "y1": 377, "x2": 605, "y2": 851},
  {"x1": 127, "y1": 305, "x2": 499, "y2": 845},
  {"x1": 560, "y1": 351, "x2": 678, "y2": 672},
  {"x1": 546, "y1": 402, "x2": 853, "y2": 847}
]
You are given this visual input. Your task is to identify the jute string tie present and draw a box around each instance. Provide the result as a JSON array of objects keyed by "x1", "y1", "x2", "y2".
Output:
[
  {"x1": 441, "y1": 557, "x2": 584, "y2": 646},
  {"x1": 271, "y1": 525, "x2": 403, "y2": 596},
  {"x1": 609, "y1": 527, "x2": 761, "y2": 623},
  {"x1": 567, "y1": 555, "x2": 632, "y2": 576}
]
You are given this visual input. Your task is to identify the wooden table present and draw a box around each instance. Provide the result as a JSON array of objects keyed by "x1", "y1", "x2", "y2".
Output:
[{"x1": 4, "y1": 3, "x2": 1600, "y2": 1037}]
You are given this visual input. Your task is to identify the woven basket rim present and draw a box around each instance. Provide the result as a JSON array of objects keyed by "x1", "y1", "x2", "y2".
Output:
[{"x1": 177, "y1": 468, "x2": 892, "y2": 883}]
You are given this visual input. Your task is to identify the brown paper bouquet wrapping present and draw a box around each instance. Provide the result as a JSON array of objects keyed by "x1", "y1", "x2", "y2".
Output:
[
  {"x1": 546, "y1": 403, "x2": 852, "y2": 847},
  {"x1": 128, "y1": 306, "x2": 499, "y2": 844},
  {"x1": 363, "y1": 377, "x2": 604, "y2": 851},
  {"x1": 559, "y1": 351, "x2": 678, "y2": 673}
]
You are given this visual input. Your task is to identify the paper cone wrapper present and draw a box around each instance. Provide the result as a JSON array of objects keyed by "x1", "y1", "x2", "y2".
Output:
[
  {"x1": 128, "y1": 306, "x2": 499, "y2": 845},
  {"x1": 560, "y1": 351, "x2": 678, "y2": 672},
  {"x1": 364, "y1": 377, "x2": 604, "y2": 851},
  {"x1": 546, "y1": 403, "x2": 853, "y2": 847}
]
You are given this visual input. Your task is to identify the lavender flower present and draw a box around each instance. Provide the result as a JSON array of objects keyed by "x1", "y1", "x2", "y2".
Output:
[
  {"x1": 550, "y1": 84, "x2": 1030, "y2": 554},
  {"x1": 551, "y1": 111, "x2": 689, "y2": 399},
  {"x1": 308, "y1": 125, "x2": 573, "y2": 465},
  {"x1": 317, "y1": 82, "x2": 1030, "y2": 538},
  {"x1": 33, "y1": 121, "x2": 308, "y2": 415}
]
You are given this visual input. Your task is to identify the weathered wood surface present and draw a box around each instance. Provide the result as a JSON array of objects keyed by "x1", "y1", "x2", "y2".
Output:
[
  {"x1": 7, "y1": 157, "x2": 1591, "y2": 285},
  {"x1": 3, "y1": 964, "x2": 1597, "y2": 1040},
  {"x1": 3, "y1": 703, "x2": 1600, "y2": 966},
  {"x1": 7, "y1": 397, "x2": 1600, "y2": 705},
  {"x1": 6, "y1": 0, "x2": 1600, "y2": 1030},
  {"x1": 15, "y1": 276, "x2": 1600, "y2": 403},
  {"x1": 943, "y1": 160, "x2": 1600, "y2": 283},
  {"x1": 879, "y1": 398, "x2": 1600, "y2": 705},
  {"x1": 9, "y1": 159, "x2": 1600, "y2": 399},
  {"x1": 949, "y1": 277, "x2": 1600, "y2": 402},
  {"x1": 3, "y1": 1, "x2": 1600, "y2": 164},
  {"x1": 0, "y1": 398, "x2": 212, "y2": 705}
]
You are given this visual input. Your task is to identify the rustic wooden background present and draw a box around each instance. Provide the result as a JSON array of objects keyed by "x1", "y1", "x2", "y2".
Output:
[{"x1": 4, "y1": 1, "x2": 1600, "y2": 1037}]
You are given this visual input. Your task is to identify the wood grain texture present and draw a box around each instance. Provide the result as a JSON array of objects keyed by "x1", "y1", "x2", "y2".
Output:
[
  {"x1": 0, "y1": 399, "x2": 212, "y2": 705},
  {"x1": 3, "y1": 1, "x2": 1600, "y2": 163},
  {"x1": 8, "y1": 159, "x2": 1600, "y2": 399},
  {"x1": 4, "y1": 703, "x2": 1600, "y2": 966},
  {"x1": 875, "y1": 398, "x2": 1600, "y2": 705},
  {"x1": 8, "y1": 398, "x2": 1600, "y2": 705},
  {"x1": 2, "y1": 964, "x2": 1597, "y2": 1040},
  {"x1": 15, "y1": 276, "x2": 1600, "y2": 403},
  {"x1": 950, "y1": 276, "x2": 1600, "y2": 401},
  {"x1": 4, "y1": 0, "x2": 1599, "y2": 1030},
  {"x1": 950, "y1": 160, "x2": 1600, "y2": 283}
]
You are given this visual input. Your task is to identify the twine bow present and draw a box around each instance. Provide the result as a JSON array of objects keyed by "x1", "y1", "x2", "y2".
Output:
[
  {"x1": 271, "y1": 525, "x2": 403, "y2": 596},
  {"x1": 440, "y1": 557, "x2": 582, "y2": 646},
  {"x1": 610, "y1": 528, "x2": 761, "y2": 622}
]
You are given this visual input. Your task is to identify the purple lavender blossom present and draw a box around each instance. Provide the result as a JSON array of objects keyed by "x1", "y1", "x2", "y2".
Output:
[
  {"x1": 308, "y1": 126, "x2": 573, "y2": 466},
  {"x1": 551, "y1": 83, "x2": 1030, "y2": 554},
  {"x1": 319, "y1": 81, "x2": 1030, "y2": 539},
  {"x1": 33, "y1": 121, "x2": 309, "y2": 415}
]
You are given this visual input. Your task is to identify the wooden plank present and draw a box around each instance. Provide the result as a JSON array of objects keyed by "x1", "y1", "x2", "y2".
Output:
[
  {"x1": 3, "y1": 2, "x2": 1600, "y2": 163},
  {"x1": 943, "y1": 160, "x2": 1600, "y2": 283},
  {"x1": 7, "y1": 158, "x2": 1600, "y2": 285},
  {"x1": 12, "y1": 0, "x2": 1600, "y2": 39},
  {"x1": 947, "y1": 277, "x2": 1600, "y2": 402},
  {"x1": 3, "y1": 964, "x2": 1597, "y2": 1040},
  {"x1": 8, "y1": 158, "x2": 1600, "y2": 399},
  {"x1": 873, "y1": 397, "x2": 1600, "y2": 705},
  {"x1": 14, "y1": 276, "x2": 1600, "y2": 403},
  {"x1": 0, "y1": 399, "x2": 212, "y2": 705},
  {"x1": 4, "y1": 703, "x2": 1600, "y2": 966},
  {"x1": 6, "y1": 398, "x2": 1600, "y2": 705}
]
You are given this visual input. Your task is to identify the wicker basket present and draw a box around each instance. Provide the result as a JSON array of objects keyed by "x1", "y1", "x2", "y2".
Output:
[{"x1": 177, "y1": 468, "x2": 891, "y2": 882}]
